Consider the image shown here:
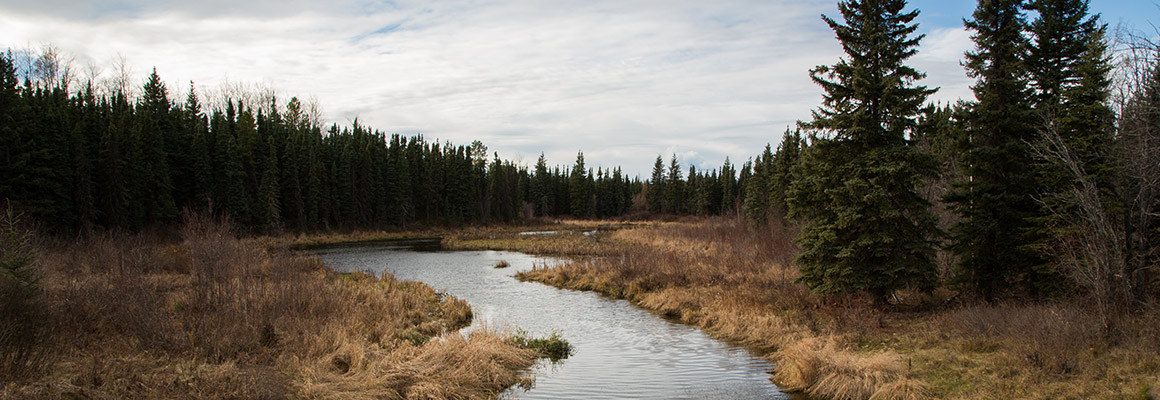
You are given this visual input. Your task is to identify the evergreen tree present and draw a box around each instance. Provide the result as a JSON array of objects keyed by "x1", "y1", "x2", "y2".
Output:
[
  {"x1": 665, "y1": 155, "x2": 684, "y2": 214},
  {"x1": 744, "y1": 145, "x2": 774, "y2": 224},
  {"x1": 136, "y1": 69, "x2": 178, "y2": 224},
  {"x1": 532, "y1": 153, "x2": 551, "y2": 217},
  {"x1": 648, "y1": 155, "x2": 666, "y2": 213},
  {"x1": 770, "y1": 129, "x2": 804, "y2": 216},
  {"x1": 569, "y1": 151, "x2": 590, "y2": 217},
  {"x1": 720, "y1": 157, "x2": 738, "y2": 213},
  {"x1": 1026, "y1": 0, "x2": 1116, "y2": 294},
  {"x1": 945, "y1": 0, "x2": 1044, "y2": 300},
  {"x1": 789, "y1": 0, "x2": 939, "y2": 303}
]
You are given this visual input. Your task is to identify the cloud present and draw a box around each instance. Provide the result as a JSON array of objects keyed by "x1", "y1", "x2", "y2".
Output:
[{"x1": 0, "y1": 0, "x2": 979, "y2": 177}]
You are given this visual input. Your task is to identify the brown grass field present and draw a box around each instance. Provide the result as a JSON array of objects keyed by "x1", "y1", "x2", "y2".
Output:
[
  {"x1": 5, "y1": 214, "x2": 1159, "y2": 399},
  {"x1": 0, "y1": 214, "x2": 541, "y2": 399},
  {"x1": 501, "y1": 217, "x2": 1160, "y2": 400}
]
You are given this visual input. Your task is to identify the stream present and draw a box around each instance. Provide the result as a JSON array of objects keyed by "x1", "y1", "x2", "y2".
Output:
[{"x1": 312, "y1": 239, "x2": 791, "y2": 399}]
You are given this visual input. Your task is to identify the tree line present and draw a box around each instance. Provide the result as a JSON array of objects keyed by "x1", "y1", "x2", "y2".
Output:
[
  {"x1": 0, "y1": 54, "x2": 640, "y2": 233},
  {"x1": 635, "y1": 0, "x2": 1157, "y2": 315},
  {"x1": 718, "y1": 0, "x2": 1159, "y2": 317}
]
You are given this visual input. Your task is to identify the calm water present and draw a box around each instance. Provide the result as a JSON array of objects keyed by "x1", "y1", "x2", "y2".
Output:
[{"x1": 312, "y1": 239, "x2": 791, "y2": 399}]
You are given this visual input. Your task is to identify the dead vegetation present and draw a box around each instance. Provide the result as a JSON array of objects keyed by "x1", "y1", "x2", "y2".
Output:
[
  {"x1": 516, "y1": 217, "x2": 1160, "y2": 399},
  {"x1": 1, "y1": 212, "x2": 539, "y2": 399}
]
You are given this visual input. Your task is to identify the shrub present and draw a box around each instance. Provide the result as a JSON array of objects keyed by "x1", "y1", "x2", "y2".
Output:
[{"x1": 0, "y1": 202, "x2": 53, "y2": 381}]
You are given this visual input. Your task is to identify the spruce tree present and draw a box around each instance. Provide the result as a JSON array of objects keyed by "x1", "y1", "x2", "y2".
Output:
[
  {"x1": 720, "y1": 157, "x2": 738, "y2": 213},
  {"x1": 945, "y1": 0, "x2": 1043, "y2": 300},
  {"x1": 744, "y1": 145, "x2": 774, "y2": 224},
  {"x1": 569, "y1": 151, "x2": 590, "y2": 217},
  {"x1": 665, "y1": 155, "x2": 684, "y2": 215},
  {"x1": 1027, "y1": 0, "x2": 1116, "y2": 294},
  {"x1": 136, "y1": 69, "x2": 177, "y2": 224},
  {"x1": 789, "y1": 0, "x2": 939, "y2": 303},
  {"x1": 648, "y1": 155, "x2": 666, "y2": 213},
  {"x1": 770, "y1": 129, "x2": 804, "y2": 216}
]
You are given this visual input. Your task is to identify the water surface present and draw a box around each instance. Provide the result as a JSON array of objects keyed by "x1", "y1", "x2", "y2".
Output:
[{"x1": 313, "y1": 239, "x2": 791, "y2": 399}]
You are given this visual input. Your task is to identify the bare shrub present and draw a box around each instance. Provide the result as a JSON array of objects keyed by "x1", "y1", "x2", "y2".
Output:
[
  {"x1": 944, "y1": 303, "x2": 1100, "y2": 374},
  {"x1": 1032, "y1": 127, "x2": 1127, "y2": 330}
]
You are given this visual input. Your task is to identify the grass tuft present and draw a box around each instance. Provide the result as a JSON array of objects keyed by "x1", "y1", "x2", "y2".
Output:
[{"x1": 510, "y1": 329, "x2": 574, "y2": 362}]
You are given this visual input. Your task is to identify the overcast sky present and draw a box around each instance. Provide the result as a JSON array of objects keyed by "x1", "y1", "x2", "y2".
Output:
[{"x1": 0, "y1": 0, "x2": 1153, "y2": 177}]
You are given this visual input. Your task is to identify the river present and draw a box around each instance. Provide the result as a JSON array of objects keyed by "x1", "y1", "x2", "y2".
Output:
[{"x1": 312, "y1": 239, "x2": 792, "y2": 399}]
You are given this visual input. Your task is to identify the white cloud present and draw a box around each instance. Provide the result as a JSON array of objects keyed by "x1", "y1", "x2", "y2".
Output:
[{"x1": 1, "y1": 0, "x2": 980, "y2": 177}]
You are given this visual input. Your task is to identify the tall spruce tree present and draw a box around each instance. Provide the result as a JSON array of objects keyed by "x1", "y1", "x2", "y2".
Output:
[
  {"x1": 136, "y1": 69, "x2": 178, "y2": 224},
  {"x1": 789, "y1": 0, "x2": 939, "y2": 303},
  {"x1": 945, "y1": 0, "x2": 1044, "y2": 300},
  {"x1": 569, "y1": 151, "x2": 590, "y2": 217},
  {"x1": 648, "y1": 155, "x2": 666, "y2": 213},
  {"x1": 1027, "y1": 0, "x2": 1115, "y2": 294},
  {"x1": 665, "y1": 155, "x2": 685, "y2": 215}
]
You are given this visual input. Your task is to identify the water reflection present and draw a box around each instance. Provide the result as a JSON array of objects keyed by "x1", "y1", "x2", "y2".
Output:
[{"x1": 313, "y1": 240, "x2": 791, "y2": 399}]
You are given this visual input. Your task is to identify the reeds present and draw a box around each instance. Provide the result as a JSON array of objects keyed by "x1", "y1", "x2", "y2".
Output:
[{"x1": 2, "y1": 212, "x2": 538, "y2": 398}]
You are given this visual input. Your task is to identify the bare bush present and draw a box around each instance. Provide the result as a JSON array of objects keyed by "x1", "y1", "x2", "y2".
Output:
[{"x1": 1032, "y1": 127, "x2": 1127, "y2": 329}]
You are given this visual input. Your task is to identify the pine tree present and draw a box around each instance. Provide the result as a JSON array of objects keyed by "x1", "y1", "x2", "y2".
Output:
[
  {"x1": 744, "y1": 145, "x2": 774, "y2": 224},
  {"x1": 720, "y1": 157, "x2": 738, "y2": 213},
  {"x1": 1027, "y1": 0, "x2": 1116, "y2": 295},
  {"x1": 770, "y1": 129, "x2": 804, "y2": 216},
  {"x1": 136, "y1": 69, "x2": 177, "y2": 224},
  {"x1": 945, "y1": 0, "x2": 1043, "y2": 300},
  {"x1": 569, "y1": 151, "x2": 590, "y2": 217},
  {"x1": 789, "y1": 0, "x2": 939, "y2": 303},
  {"x1": 665, "y1": 155, "x2": 684, "y2": 214},
  {"x1": 647, "y1": 155, "x2": 666, "y2": 213}
]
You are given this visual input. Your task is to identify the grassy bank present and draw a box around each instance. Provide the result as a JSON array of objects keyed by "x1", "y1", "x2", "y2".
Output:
[
  {"x1": 513, "y1": 217, "x2": 1160, "y2": 399},
  {"x1": 441, "y1": 220, "x2": 640, "y2": 256},
  {"x1": 0, "y1": 214, "x2": 541, "y2": 399}
]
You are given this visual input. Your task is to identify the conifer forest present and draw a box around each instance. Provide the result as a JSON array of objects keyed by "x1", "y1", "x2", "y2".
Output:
[{"x1": 3, "y1": 0, "x2": 1160, "y2": 398}]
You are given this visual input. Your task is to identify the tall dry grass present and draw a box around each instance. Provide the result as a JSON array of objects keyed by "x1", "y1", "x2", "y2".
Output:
[
  {"x1": 2, "y1": 212, "x2": 538, "y2": 399},
  {"x1": 442, "y1": 221, "x2": 638, "y2": 256},
  {"x1": 518, "y1": 217, "x2": 931, "y2": 399},
  {"x1": 516, "y1": 217, "x2": 1160, "y2": 399}
]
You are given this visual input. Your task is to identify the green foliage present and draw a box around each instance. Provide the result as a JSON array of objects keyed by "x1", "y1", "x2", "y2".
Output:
[
  {"x1": 1028, "y1": 0, "x2": 1117, "y2": 295},
  {"x1": 665, "y1": 155, "x2": 685, "y2": 215},
  {"x1": 648, "y1": 155, "x2": 666, "y2": 214},
  {"x1": 946, "y1": 0, "x2": 1047, "y2": 300},
  {"x1": 569, "y1": 151, "x2": 591, "y2": 217},
  {"x1": 510, "y1": 329, "x2": 573, "y2": 362},
  {"x1": 789, "y1": 0, "x2": 939, "y2": 302}
]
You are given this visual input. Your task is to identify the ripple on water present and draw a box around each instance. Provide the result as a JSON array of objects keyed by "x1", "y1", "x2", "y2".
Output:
[{"x1": 313, "y1": 241, "x2": 792, "y2": 400}]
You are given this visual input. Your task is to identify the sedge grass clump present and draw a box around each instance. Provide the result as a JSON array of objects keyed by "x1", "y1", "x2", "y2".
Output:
[
  {"x1": 510, "y1": 329, "x2": 574, "y2": 362},
  {"x1": 495, "y1": 260, "x2": 511, "y2": 268}
]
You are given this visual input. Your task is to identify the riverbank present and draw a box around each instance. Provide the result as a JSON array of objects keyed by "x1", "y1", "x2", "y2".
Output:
[
  {"x1": 491, "y1": 217, "x2": 1160, "y2": 399},
  {"x1": 0, "y1": 215, "x2": 541, "y2": 399}
]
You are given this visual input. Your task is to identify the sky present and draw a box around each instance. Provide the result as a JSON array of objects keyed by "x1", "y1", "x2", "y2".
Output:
[{"x1": 0, "y1": 0, "x2": 1154, "y2": 177}]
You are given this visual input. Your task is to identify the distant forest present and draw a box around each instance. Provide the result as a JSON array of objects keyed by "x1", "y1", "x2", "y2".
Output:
[{"x1": 0, "y1": 53, "x2": 652, "y2": 233}]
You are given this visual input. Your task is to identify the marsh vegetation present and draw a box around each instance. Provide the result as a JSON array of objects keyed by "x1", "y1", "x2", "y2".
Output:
[{"x1": 0, "y1": 211, "x2": 544, "y2": 399}]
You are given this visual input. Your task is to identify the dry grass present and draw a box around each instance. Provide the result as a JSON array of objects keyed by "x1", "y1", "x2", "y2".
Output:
[
  {"x1": 513, "y1": 216, "x2": 1160, "y2": 400},
  {"x1": 250, "y1": 229, "x2": 441, "y2": 251},
  {"x1": 2, "y1": 213, "x2": 538, "y2": 399},
  {"x1": 442, "y1": 221, "x2": 639, "y2": 256}
]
